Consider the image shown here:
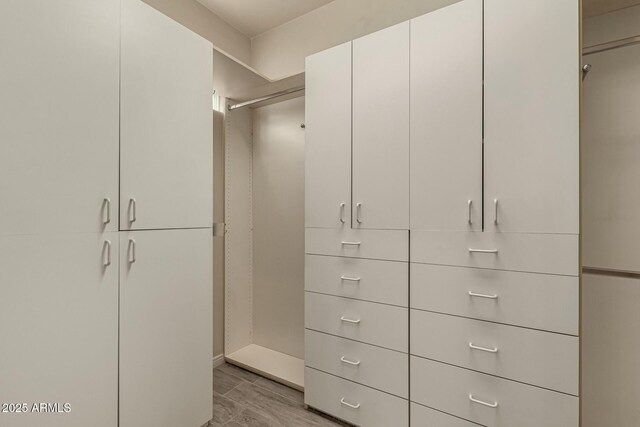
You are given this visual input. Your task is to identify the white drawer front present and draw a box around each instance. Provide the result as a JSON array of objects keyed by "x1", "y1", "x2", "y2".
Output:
[
  {"x1": 305, "y1": 330, "x2": 408, "y2": 398},
  {"x1": 411, "y1": 263, "x2": 578, "y2": 335},
  {"x1": 305, "y1": 292, "x2": 408, "y2": 352},
  {"x1": 411, "y1": 357, "x2": 579, "y2": 427},
  {"x1": 305, "y1": 368, "x2": 408, "y2": 427},
  {"x1": 411, "y1": 230, "x2": 578, "y2": 276},
  {"x1": 305, "y1": 255, "x2": 408, "y2": 307},
  {"x1": 305, "y1": 228, "x2": 408, "y2": 261},
  {"x1": 411, "y1": 310, "x2": 579, "y2": 395},
  {"x1": 411, "y1": 403, "x2": 478, "y2": 427}
]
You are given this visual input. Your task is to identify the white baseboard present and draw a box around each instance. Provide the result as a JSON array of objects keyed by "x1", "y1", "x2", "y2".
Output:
[{"x1": 212, "y1": 353, "x2": 225, "y2": 368}]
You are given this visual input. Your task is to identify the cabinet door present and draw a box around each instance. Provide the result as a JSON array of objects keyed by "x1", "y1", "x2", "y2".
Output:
[
  {"x1": 410, "y1": 0, "x2": 483, "y2": 231},
  {"x1": 121, "y1": 0, "x2": 213, "y2": 230},
  {"x1": 0, "y1": 233, "x2": 118, "y2": 427},
  {"x1": 0, "y1": 0, "x2": 119, "y2": 235},
  {"x1": 120, "y1": 229, "x2": 213, "y2": 427},
  {"x1": 484, "y1": 0, "x2": 579, "y2": 233},
  {"x1": 353, "y1": 22, "x2": 410, "y2": 230},
  {"x1": 305, "y1": 42, "x2": 352, "y2": 228}
]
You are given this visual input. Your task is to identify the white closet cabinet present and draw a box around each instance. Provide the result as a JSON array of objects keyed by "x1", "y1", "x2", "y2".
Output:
[
  {"x1": 305, "y1": 42, "x2": 352, "y2": 228},
  {"x1": 484, "y1": 0, "x2": 579, "y2": 234},
  {"x1": 120, "y1": 0, "x2": 213, "y2": 231},
  {"x1": 0, "y1": 0, "x2": 119, "y2": 235},
  {"x1": 352, "y1": 22, "x2": 410, "y2": 230},
  {"x1": 119, "y1": 229, "x2": 212, "y2": 427},
  {"x1": 410, "y1": 0, "x2": 483, "y2": 231},
  {"x1": 0, "y1": 233, "x2": 118, "y2": 427}
]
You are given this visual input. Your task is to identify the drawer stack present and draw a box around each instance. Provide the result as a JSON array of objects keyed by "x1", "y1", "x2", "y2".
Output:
[
  {"x1": 409, "y1": 231, "x2": 580, "y2": 426},
  {"x1": 304, "y1": 228, "x2": 409, "y2": 427}
]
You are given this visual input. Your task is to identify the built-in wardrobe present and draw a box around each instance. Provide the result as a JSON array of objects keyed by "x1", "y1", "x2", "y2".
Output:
[
  {"x1": 304, "y1": 0, "x2": 580, "y2": 426},
  {"x1": 0, "y1": 1, "x2": 213, "y2": 426},
  {"x1": 223, "y1": 74, "x2": 307, "y2": 389}
]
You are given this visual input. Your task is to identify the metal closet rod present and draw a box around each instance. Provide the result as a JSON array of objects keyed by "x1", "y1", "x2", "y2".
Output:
[
  {"x1": 227, "y1": 86, "x2": 305, "y2": 111},
  {"x1": 583, "y1": 34, "x2": 640, "y2": 56}
]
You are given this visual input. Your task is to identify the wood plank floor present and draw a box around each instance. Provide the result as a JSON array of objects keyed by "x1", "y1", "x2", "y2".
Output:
[{"x1": 212, "y1": 363, "x2": 351, "y2": 427}]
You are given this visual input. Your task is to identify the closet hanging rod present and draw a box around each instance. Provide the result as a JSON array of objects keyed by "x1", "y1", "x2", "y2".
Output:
[
  {"x1": 583, "y1": 35, "x2": 640, "y2": 56},
  {"x1": 227, "y1": 86, "x2": 305, "y2": 111}
]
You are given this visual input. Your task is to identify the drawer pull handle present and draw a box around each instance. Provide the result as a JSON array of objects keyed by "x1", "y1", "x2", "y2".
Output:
[
  {"x1": 340, "y1": 356, "x2": 361, "y2": 366},
  {"x1": 468, "y1": 291, "x2": 498, "y2": 299},
  {"x1": 340, "y1": 316, "x2": 361, "y2": 324},
  {"x1": 340, "y1": 275, "x2": 361, "y2": 282},
  {"x1": 469, "y1": 342, "x2": 499, "y2": 353},
  {"x1": 468, "y1": 248, "x2": 498, "y2": 254},
  {"x1": 341, "y1": 241, "x2": 361, "y2": 246},
  {"x1": 469, "y1": 394, "x2": 498, "y2": 408},
  {"x1": 340, "y1": 398, "x2": 361, "y2": 409}
]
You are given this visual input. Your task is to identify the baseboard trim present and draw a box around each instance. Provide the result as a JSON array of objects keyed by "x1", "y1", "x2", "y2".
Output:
[{"x1": 213, "y1": 353, "x2": 225, "y2": 368}]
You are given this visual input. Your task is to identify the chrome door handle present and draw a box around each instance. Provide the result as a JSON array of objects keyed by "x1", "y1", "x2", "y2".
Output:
[
  {"x1": 356, "y1": 203, "x2": 362, "y2": 224},
  {"x1": 469, "y1": 394, "x2": 498, "y2": 408},
  {"x1": 493, "y1": 199, "x2": 499, "y2": 224},
  {"x1": 341, "y1": 241, "x2": 361, "y2": 246},
  {"x1": 468, "y1": 291, "x2": 498, "y2": 299},
  {"x1": 340, "y1": 203, "x2": 346, "y2": 224},
  {"x1": 468, "y1": 248, "x2": 498, "y2": 254},
  {"x1": 469, "y1": 342, "x2": 499, "y2": 353},
  {"x1": 102, "y1": 198, "x2": 111, "y2": 225},
  {"x1": 103, "y1": 240, "x2": 112, "y2": 267},
  {"x1": 340, "y1": 275, "x2": 361, "y2": 282},
  {"x1": 129, "y1": 198, "x2": 137, "y2": 223},
  {"x1": 340, "y1": 398, "x2": 360, "y2": 409},
  {"x1": 468, "y1": 199, "x2": 472, "y2": 224},
  {"x1": 340, "y1": 356, "x2": 361, "y2": 366},
  {"x1": 128, "y1": 238, "x2": 136, "y2": 263},
  {"x1": 340, "y1": 316, "x2": 361, "y2": 324}
]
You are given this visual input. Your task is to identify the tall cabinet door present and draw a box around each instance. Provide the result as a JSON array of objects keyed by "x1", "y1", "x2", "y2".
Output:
[
  {"x1": 0, "y1": 0, "x2": 119, "y2": 235},
  {"x1": 0, "y1": 233, "x2": 118, "y2": 427},
  {"x1": 353, "y1": 22, "x2": 410, "y2": 230},
  {"x1": 121, "y1": 0, "x2": 213, "y2": 230},
  {"x1": 484, "y1": 0, "x2": 580, "y2": 234},
  {"x1": 305, "y1": 42, "x2": 352, "y2": 228},
  {"x1": 120, "y1": 229, "x2": 213, "y2": 427},
  {"x1": 410, "y1": 0, "x2": 483, "y2": 231}
]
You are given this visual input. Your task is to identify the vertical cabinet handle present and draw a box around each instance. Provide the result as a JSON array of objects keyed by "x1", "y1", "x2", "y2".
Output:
[
  {"x1": 493, "y1": 199, "x2": 499, "y2": 224},
  {"x1": 102, "y1": 198, "x2": 111, "y2": 225},
  {"x1": 129, "y1": 198, "x2": 137, "y2": 223},
  {"x1": 128, "y1": 239, "x2": 136, "y2": 263},
  {"x1": 103, "y1": 240, "x2": 112, "y2": 267},
  {"x1": 356, "y1": 203, "x2": 362, "y2": 224},
  {"x1": 340, "y1": 398, "x2": 361, "y2": 409},
  {"x1": 340, "y1": 203, "x2": 346, "y2": 223},
  {"x1": 468, "y1": 199, "x2": 472, "y2": 224}
]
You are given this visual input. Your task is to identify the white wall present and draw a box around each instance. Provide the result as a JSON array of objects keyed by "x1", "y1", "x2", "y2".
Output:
[
  {"x1": 250, "y1": 0, "x2": 462, "y2": 79},
  {"x1": 252, "y1": 97, "x2": 306, "y2": 359},
  {"x1": 142, "y1": 0, "x2": 251, "y2": 64}
]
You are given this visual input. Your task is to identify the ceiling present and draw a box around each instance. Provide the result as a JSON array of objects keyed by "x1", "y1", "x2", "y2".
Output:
[
  {"x1": 583, "y1": 0, "x2": 640, "y2": 17},
  {"x1": 196, "y1": 0, "x2": 334, "y2": 37}
]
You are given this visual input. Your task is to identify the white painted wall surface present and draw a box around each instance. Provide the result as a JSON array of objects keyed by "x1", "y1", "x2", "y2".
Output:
[
  {"x1": 251, "y1": 0, "x2": 462, "y2": 79},
  {"x1": 252, "y1": 97, "x2": 306, "y2": 359},
  {"x1": 142, "y1": 0, "x2": 251, "y2": 64}
]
